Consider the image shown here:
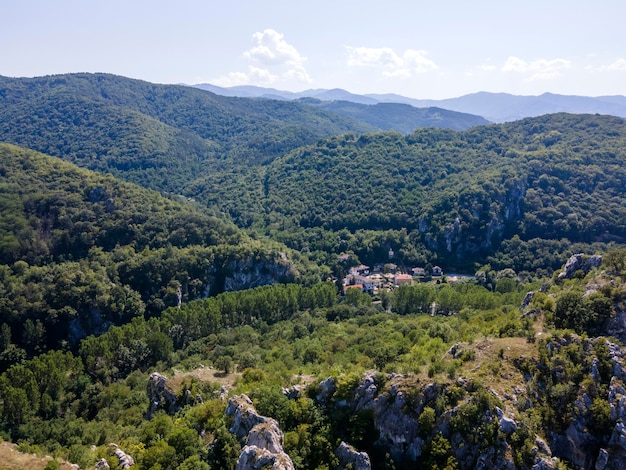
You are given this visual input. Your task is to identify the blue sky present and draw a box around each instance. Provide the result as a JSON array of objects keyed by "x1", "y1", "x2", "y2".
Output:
[{"x1": 2, "y1": 0, "x2": 625, "y2": 99}]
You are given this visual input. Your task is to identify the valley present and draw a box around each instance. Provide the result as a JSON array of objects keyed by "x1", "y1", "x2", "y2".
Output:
[{"x1": 0, "y1": 73, "x2": 625, "y2": 469}]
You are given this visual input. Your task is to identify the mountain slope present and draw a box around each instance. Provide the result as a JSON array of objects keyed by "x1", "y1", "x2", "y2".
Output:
[
  {"x1": 208, "y1": 113, "x2": 626, "y2": 272},
  {"x1": 192, "y1": 82, "x2": 626, "y2": 123},
  {"x1": 0, "y1": 143, "x2": 315, "y2": 361},
  {"x1": 400, "y1": 91, "x2": 626, "y2": 123},
  {"x1": 306, "y1": 99, "x2": 489, "y2": 132},
  {"x1": 0, "y1": 73, "x2": 377, "y2": 193}
]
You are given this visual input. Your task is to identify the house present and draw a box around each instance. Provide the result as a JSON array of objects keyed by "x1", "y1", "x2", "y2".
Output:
[
  {"x1": 350, "y1": 264, "x2": 370, "y2": 276},
  {"x1": 412, "y1": 267, "x2": 426, "y2": 278},
  {"x1": 432, "y1": 266, "x2": 443, "y2": 277},
  {"x1": 394, "y1": 273, "x2": 414, "y2": 286},
  {"x1": 343, "y1": 284, "x2": 364, "y2": 294},
  {"x1": 346, "y1": 274, "x2": 379, "y2": 294}
]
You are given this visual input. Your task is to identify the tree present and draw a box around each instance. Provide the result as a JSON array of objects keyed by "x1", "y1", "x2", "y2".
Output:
[
  {"x1": 215, "y1": 355, "x2": 234, "y2": 375},
  {"x1": 554, "y1": 290, "x2": 585, "y2": 333},
  {"x1": 604, "y1": 248, "x2": 626, "y2": 274}
]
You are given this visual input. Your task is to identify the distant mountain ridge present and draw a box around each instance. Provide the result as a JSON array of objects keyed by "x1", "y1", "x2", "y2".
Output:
[
  {"x1": 194, "y1": 83, "x2": 626, "y2": 123},
  {"x1": 0, "y1": 73, "x2": 377, "y2": 193},
  {"x1": 304, "y1": 99, "x2": 489, "y2": 132}
]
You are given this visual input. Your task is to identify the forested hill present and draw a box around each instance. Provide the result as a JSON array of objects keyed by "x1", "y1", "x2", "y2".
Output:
[
  {"x1": 0, "y1": 143, "x2": 317, "y2": 364},
  {"x1": 0, "y1": 73, "x2": 377, "y2": 193},
  {"x1": 299, "y1": 98, "x2": 490, "y2": 132},
  {"x1": 209, "y1": 113, "x2": 626, "y2": 273}
]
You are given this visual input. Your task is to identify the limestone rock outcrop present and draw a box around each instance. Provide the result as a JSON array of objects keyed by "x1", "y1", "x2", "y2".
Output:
[
  {"x1": 226, "y1": 394, "x2": 294, "y2": 470},
  {"x1": 111, "y1": 444, "x2": 134, "y2": 469},
  {"x1": 335, "y1": 441, "x2": 371, "y2": 470},
  {"x1": 146, "y1": 372, "x2": 179, "y2": 418},
  {"x1": 95, "y1": 458, "x2": 110, "y2": 470},
  {"x1": 558, "y1": 253, "x2": 603, "y2": 280}
]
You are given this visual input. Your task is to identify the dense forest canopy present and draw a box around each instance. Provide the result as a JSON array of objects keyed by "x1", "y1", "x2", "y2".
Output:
[
  {"x1": 298, "y1": 98, "x2": 490, "y2": 133},
  {"x1": 0, "y1": 73, "x2": 377, "y2": 193},
  {"x1": 194, "y1": 113, "x2": 625, "y2": 273},
  {"x1": 2, "y1": 74, "x2": 624, "y2": 275},
  {"x1": 0, "y1": 144, "x2": 319, "y2": 365},
  {"x1": 1, "y1": 72, "x2": 626, "y2": 469}
]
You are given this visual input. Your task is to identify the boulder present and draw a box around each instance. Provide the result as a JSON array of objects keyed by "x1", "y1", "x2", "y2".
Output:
[
  {"x1": 335, "y1": 441, "x2": 371, "y2": 470},
  {"x1": 532, "y1": 456, "x2": 559, "y2": 469},
  {"x1": 111, "y1": 444, "x2": 134, "y2": 469},
  {"x1": 595, "y1": 448, "x2": 609, "y2": 470},
  {"x1": 521, "y1": 291, "x2": 535, "y2": 311},
  {"x1": 558, "y1": 254, "x2": 603, "y2": 280},
  {"x1": 146, "y1": 372, "x2": 179, "y2": 418},
  {"x1": 95, "y1": 459, "x2": 110, "y2": 470},
  {"x1": 227, "y1": 395, "x2": 294, "y2": 470},
  {"x1": 495, "y1": 407, "x2": 518, "y2": 435},
  {"x1": 236, "y1": 446, "x2": 294, "y2": 470},
  {"x1": 226, "y1": 394, "x2": 269, "y2": 438},
  {"x1": 315, "y1": 377, "x2": 337, "y2": 403},
  {"x1": 281, "y1": 384, "x2": 305, "y2": 400}
]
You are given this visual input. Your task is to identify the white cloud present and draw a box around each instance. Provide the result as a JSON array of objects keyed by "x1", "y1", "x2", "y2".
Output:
[
  {"x1": 607, "y1": 58, "x2": 626, "y2": 70},
  {"x1": 502, "y1": 56, "x2": 571, "y2": 80},
  {"x1": 244, "y1": 29, "x2": 306, "y2": 66},
  {"x1": 213, "y1": 29, "x2": 311, "y2": 87},
  {"x1": 346, "y1": 46, "x2": 437, "y2": 78}
]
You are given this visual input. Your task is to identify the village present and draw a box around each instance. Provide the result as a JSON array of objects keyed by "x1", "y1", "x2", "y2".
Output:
[{"x1": 342, "y1": 261, "x2": 445, "y2": 296}]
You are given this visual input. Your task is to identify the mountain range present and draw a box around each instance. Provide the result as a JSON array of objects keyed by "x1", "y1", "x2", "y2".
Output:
[
  {"x1": 2, "y1": 72, "x2": 626, "y2": 470},
  {"x1": 1, "y1": 73, "x2": 625, "y2": 276},
  {"x1": 194, "y1": 83, "x2": 626, "y2": 123}
]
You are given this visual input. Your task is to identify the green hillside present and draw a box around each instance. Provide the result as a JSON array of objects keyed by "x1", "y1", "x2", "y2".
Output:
[
  {"x1": 305, "y1": 99, "x2": 490, "y2": 133},
  {"x1": 0, "y1": 250, "x2": 625, "y2": 469},
  {"x1": 0, "y1": 73, "x2": 377, "y2": 193},
  {"x1": 206, "y1": 113, "x2": 626, "y2": 273},
  {"x1": 0, "y1": 143, "x2": 318, "y2": 365},
  {"x1": 2, "y1": 73, "x2": 626, "y2": 470}
]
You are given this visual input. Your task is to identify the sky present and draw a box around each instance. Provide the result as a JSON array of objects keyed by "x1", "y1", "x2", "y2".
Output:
[{"x1": 1, "y1": 0, "x2": 625, "y2": 100}]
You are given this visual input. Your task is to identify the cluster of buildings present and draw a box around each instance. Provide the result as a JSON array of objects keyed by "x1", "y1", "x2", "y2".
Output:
[{"x1": 342, "y1": 263, "x2": 443, "y2": 295}]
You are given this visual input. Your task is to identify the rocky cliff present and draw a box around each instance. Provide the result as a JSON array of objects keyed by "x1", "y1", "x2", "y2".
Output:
[
  {"x1": 305, "y1": 338, "x2": 626, "y2": 470},
  {"x1": 226, "y1": 394, "x2": 295, "y2": 470}
]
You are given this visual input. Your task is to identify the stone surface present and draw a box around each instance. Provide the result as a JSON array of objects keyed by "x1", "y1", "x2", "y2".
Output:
[
  {"x1": 558, "y1": 253, "x2": 603, "y2": 280},
  {"x1": 146, "y1": 372, "x2": 179, "y2": 418},
  {"x1": 335, "y1": 441, "x2": 371, "y2": 470},
  {"x1": 111, "y1": 444, "x2": 134, "y2": 469},
  {"x1": 95, "y1": 458, "x2": 110, "y2": 470},
  {"x1": 595, "y1": 448, "x2": 609, "y2": 470},
  {"x1": 227, "y1": 394, "x2": 294, "y2": 470},
  {"x1": 521, "y1": 291, "x2": 535, "y2": 311},
  {"x1": 236, "y1": 446, "x2": 294, "y2": 470}
]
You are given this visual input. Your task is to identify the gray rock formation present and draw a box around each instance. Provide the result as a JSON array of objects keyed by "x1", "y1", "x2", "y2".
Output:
[
  {"x1": 596, "y1": 448, "x2": 609, "y2": 470},
  {"x1": 215, "y1": 255, "x2": 297, "y2": 292},
  {"x1": 558, "y1": 253, "x2": 603, "y2": 280},
  {"x1": 282, "y1": 384, "x2": 305, "y2": 399},
  {"x1": 235, "y1": 446, "x2": 294, "y2": 470},
  {"x1": 335, "y1": 441, "x2": 371, "y2": 470},
  {"x1": 226, "y1": 394, "x2": 294, "y2": 470},
  {"x1": 315, "y1": 376, "x2": 337, "y2": 403},
  {"x1": 95, "y1": 459, "x2": 110, "y2": 470},
  {"x1": 111, "y1": 444, "x2": 134, "y2": 469},
  {"x1": 146, "y1": 372, "x2": 179, "y2": 418},
  {"x1": 604, "y1": 310, "x2": 626, "y2": 345},
  {"x1": 521, "y1": 291, "x2": 535, "y2": 311},
  {"x1": 495, "y1": 407, "x2": 518, "y2": 435}
]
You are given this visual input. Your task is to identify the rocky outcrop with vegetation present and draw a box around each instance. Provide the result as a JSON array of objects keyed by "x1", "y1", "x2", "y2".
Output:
[{"x1": 226, "y1": 394, "x2": 295, "y2": 470}]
